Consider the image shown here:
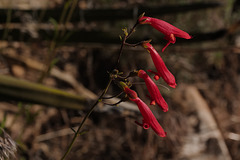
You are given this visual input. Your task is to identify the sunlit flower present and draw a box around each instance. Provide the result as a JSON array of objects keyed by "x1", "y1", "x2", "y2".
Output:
[
  {"x1": 142, "y1": 42, "x2": 176, "y2": 88},
  {"x1": 121, "y1": 83, "x2": 166, "y2": 137},
  {"x1": 138, "y1": 70, "x2": 168, "y2": 112},
  {"x1": 139, "y1": 16, "x2": 192, "y2": 52}
]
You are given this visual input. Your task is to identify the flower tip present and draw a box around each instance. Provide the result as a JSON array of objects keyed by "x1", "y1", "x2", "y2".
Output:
[
  {"x1": 163, "y1": 108, "x2": 168, "y2": 112},
  {"x1": 169, "y1": 83, "x2": 177, "y2": 88},
  {"x1": 161, "y1": 132, "x2": 167, "y2": 137},
  {"x1": 179, "y1": 32, "x2": 192, "y2": 40},
  {"x1": 157, "y1": 131, "x2": 167, "y2": 137},
  {"x1": 183, "y1": 34, "x2": 192, "y2": 40}
]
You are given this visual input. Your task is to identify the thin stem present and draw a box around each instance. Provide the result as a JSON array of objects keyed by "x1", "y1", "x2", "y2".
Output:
[
  {"x1": 115, "y1": 21, "x2": 139, "y2": 69},
  {"x1": 124, "y1": 42, "x2": 140, "y2": 47},
  {"x1": 102, "y1": 91, "x2": 123, "y2": 99},
  {"x1": 60, "y1": 0, "x2": 78, "y2": 37},
  {"x1": 115, "y1": 36, "x2": 127, "y2": 69},
  {"x1": 102, "y1": 100, "x2": 123, "y2": 106},
  {"x1": 126, "y1": 21, "x2": 138, "y2": 39},
  {"x1": 38, "y1": 0, "x2": 74, "y2": 82},
  {"x1": 62, "y1": 15, "x2": 140, "y2": 160},
  {"x1": 124, "y1": 41, "x2": 145, "y2": 47},
  {"x1": 61, "y1": 78, "x2": 113, "y2": 160},
  {"x1": 59, "y1": 0, "x2": 72, "y2": 25},
  {"x1": 65, "y1": 0, "x2": 78, "y2": 24}
]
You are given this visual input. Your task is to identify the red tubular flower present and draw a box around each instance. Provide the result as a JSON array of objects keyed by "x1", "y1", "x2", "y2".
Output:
[
  {"x1": 142, "y1": 42, "x2": 176, "y2": 88},
  {"x1": 121, "y1": 84, "x2": 166, "y2": 137},
  {"x1": 138, "y1": 70, "x2": 168, "y2": 112},
  {"x1": 139, "y1": 16, "x2": 192, "y2": 52}
]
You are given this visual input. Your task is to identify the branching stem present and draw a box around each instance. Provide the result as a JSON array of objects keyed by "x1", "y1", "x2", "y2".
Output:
[
  {"x1": 115, "y1": 20, "x2": 139, "y2": 68},
  {"x1": 62, "y1": 14, "x2": 143, "y2": 160}
]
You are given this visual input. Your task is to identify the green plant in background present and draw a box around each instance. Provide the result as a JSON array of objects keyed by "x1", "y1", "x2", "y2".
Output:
[
  {"x1": 0, "y1": 5, "x2": 17, "y2": 159},
  {"x1": 207, "y1": 51, "x2": 224, "y2": 70},
  {"x1": 39, "y1": 0, "x2": 79, "y2": 82},
  {"x1": 0, "y1": 1, "x2": 81, "y2": 156}
]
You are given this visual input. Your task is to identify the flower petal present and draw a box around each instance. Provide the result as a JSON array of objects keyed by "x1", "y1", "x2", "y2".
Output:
[
  {"x1": 138, "y1": 70, "x2": 168, "y2": 112},
  {"x1": 123, "y1": 86, "x2": 166, "y2": 137},
  {"x1": 142, "y1": 42, "x2": 177, "y2": 88},
  {"x1": 132, "y1": 97, "x2": 166, "y2": 137},
  {"x1": 139, "y1": 16, "x2": 191, "y2": 51}
]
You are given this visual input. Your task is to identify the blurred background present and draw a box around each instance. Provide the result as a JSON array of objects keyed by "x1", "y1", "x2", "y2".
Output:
[{"x1": 0, "y1": 0, "x2": 240, "y2": 159}]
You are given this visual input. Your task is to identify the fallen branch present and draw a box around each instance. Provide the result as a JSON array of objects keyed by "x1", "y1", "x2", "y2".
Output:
[{"x1": 0, "y1": 74, "x2": 85, "y2": 110}]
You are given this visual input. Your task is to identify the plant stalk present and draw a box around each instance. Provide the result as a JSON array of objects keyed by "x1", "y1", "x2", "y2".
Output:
[{"x1": 61, "y1": 78, "x2": 112, "y2": 160}]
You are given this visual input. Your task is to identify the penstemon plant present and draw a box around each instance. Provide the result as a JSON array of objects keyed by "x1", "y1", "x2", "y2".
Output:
[{"x1": 61, "y1": 13, "x2": 191, "y2": 159}]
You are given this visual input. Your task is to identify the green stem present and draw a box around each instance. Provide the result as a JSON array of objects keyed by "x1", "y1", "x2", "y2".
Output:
[
  {"x1": 65, "y1": 0, "x2": 78, "y2": 24},
  {"x1": 59, "y1": 0, "x2": 71, "y2": 25},
  {"x1": 61, "y1": 78, "x2": 112, "y2": 160},
  {"x1": 60, "y1": 0, "x2": 78, "y2": 37},
  {"x1": 38, "y1": 0, "x2": 72, "y2": 82}
]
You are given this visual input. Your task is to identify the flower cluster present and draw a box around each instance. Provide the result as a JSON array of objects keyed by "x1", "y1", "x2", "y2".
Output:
[
  {"x1": 62, "y1": 13, "x2": 192, "y2": 157},
  {"x1": 119, "y1": 14, "x2": 191, "y2": 137}
]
